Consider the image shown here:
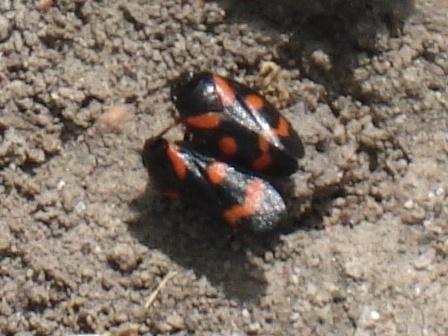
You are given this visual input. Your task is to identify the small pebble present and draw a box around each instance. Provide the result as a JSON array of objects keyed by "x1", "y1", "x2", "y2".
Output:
[
  {"x1": 247, "y1": 322, "x2": 261, "y2": 334},
  {"x1": 0, "y1": 15, "x2": 11, "y2": 42},
  {"x1": 413, "y1": 248, "x2": 435, "y2": 270},
  {"x1": 166, "y1": 313, "x2": 185, "y2": 330},
  {"x1": 108, "y1": 244, "x2": 141, "y2": 273},
  {"x1": 37, "y1": 0, "x2": 54, "y2": 12},
  {"x1": 97, "y1": 105, "x2": 129, "y2": 133}
]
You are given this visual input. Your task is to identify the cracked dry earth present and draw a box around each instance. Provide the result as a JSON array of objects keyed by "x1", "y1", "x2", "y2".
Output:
[{"x1": 0, "y1": 0, "x2": 447, "y2": 335}]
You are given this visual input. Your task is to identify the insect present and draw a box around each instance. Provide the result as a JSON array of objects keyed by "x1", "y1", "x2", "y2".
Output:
[
  {"x1": 142, "y1": 137, "x2": 286, "y2": 233},
  {"x1": 170, "y1": 71, "x2": 305, "y2": 177},
  {"x1": 142, "y1": 72, "x2": 305, "y2": 233}
]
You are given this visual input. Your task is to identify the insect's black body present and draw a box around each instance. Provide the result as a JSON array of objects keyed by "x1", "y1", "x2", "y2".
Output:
[
  {"x1": 142, "y1": 72, "x2": 305, "y2": 233},
  {"x1": 143, "y1": 138, "x2": 286, "y2": 233},
  {"x1": 171, "y1": 72, "x2": 304, "y2": 177}
]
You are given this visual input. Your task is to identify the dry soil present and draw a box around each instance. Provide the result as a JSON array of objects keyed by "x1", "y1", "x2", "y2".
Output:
[{"x1": 1, "y1": 0, "x2": 447, "y2": 335}]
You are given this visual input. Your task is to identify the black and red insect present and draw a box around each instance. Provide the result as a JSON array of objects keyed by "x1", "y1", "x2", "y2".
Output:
[
  {"x1": 142, "y1": 138, "x2": 286, "y2": 233},
  {"x1": 170, "y1": 72, "x2": 304, "y2": 177},
  {"x1": 142, "y1": 72, "x2": 304, "y2": 233}
]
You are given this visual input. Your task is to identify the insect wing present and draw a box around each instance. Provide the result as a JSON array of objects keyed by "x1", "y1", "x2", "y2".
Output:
[
  {"x1": 143, "y1": 138, "x2": 286, "y2": 232},
  {"x1": 172, "y1": 72, "x2": 304, "y2": 176},
  {"x1": 216, "y1": 75, "x2": 305, "y2": 159}
]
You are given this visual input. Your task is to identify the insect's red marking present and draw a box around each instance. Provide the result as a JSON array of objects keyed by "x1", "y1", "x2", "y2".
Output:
[
  {"x1": 219, "y1": 136, "x2": 238, "y2": 157},
  {"x1": 245, "y1": 93, "x2": 289, "y2": 137},
  {"x1": 213, "y1": 74, "x2": 236, "y2": 107},
  {"x1": 207, "y1": 161, "x2": 228, "y2": 185},
  {"x1": 252, "y1": 116, "x2": 290, "y2": 170},
  {"x1": 223, "y1": 179, "x2": 265, "y2": 229},
  {"x1": 252, "y1": 135, "x2": 272, "y2": 171},
  {"x1": 258, "y1": 135, "x2": 270, "y2": 152},
  {"x1": 252, "y1": 152, "x2": 272, "y2": 171},
  {"x1": 186, "y1": 113, "x2": 222, "y2": 129},
  {"x1": 244, "y1": 94, "x2": 264, "y2": 111},
  {"x1": 166, "y1": 145, "x2": 187, "y2": 180},
  {"x1": 275, "y1": 116, "x2": 290, "y2": 137}
]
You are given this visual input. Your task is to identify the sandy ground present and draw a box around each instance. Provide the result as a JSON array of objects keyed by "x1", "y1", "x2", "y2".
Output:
[{"x1": 1, "y1": 0, "x2": 447, "y2": 335}]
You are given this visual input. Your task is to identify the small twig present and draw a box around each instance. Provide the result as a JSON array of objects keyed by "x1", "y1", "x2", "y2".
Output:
[{"x1": 145, "y1": 271, "x2": 177, "y2": 309}]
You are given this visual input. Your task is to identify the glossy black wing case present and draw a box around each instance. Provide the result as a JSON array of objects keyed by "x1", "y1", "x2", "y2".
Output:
[
  {"x1": 142, "y1": 138, "x2": 286, "y2": 232},
  {"x1": 171, "y1": 72, "x2": 305, "y2": 177}
]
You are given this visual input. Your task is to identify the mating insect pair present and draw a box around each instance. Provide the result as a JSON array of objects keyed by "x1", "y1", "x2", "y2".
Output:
[{"x1": 142, "y1": 72, "x2": 304, "y2": 233}]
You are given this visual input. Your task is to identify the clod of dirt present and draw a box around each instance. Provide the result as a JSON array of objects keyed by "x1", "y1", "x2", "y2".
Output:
[
  {"x1": 1, "y1": 0, "x2": 447, "y2": 335},
  {"x1": 0, "y1": 15, "x2": 11, "y2": 42},
  {"x1": 96, "y1": 105, "x2": 130, "y2": 133},
  {"x1": 37, "y1": 0, "x2": 54, "y2": 12},
  {"x1": 108, "y1": 244, "x2": 142, "y2": 273}
]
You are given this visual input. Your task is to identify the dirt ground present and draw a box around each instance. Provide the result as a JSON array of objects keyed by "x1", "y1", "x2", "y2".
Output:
[{"x1": 1, "y1": 0, "x2": 447, "y2": 335}]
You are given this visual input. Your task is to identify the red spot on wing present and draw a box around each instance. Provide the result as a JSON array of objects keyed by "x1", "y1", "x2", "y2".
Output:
[
  {"x1": 252, "y1": 135, "x2": 272, "y2": 171},
  {"x1": 251, "y1": 116, "x2": 291, "y2": 172},
  {"x1": 245, "y1": 93, "x2": 289, "y2": 138},
  {"x1": 213, "y1": 74, "x2": 236, "y2": 107},
  {"x1": 166, "y1": 145, "x2": 187, "y2": 180},
  {"x1": 244, "y1": 94, "x2": 264, "y2": 111},
  {"x1": 186, "y1": 112, "x2": 222, "y2": 129},
  {"x1": 275, "y1": 116, "x2": 290, "y2": 137},
  {"x1": 258, "y1": 135, "x2": 270, "y2": 152},
  {"x1": 207, "y1": 161, "x2": 228, "y2": 184},
  {"x1": 252, "y1": 152, "x2": 273, "y2": 171},
  {"x1": 218, "y1": 136, "x2": 238, "y2": 157},
  {"x1": 223, "y1": 179, "x2": 266, "y2": 230}
]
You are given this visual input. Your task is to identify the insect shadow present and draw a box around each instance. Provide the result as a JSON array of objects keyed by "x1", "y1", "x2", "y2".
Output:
[
  {"x1": 213, "y1": 0, "x2": 414, "y2": 103},
  {"x1": 128, "y1": 183, "x2": 286, "y2": 303},
  {"x1": 217, "y1": 0, "x2": 414, "y2": 40}
]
